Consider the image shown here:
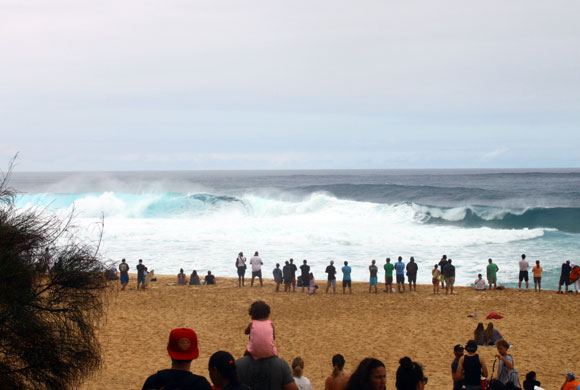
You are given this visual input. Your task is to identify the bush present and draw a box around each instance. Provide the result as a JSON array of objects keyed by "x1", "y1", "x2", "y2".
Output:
[{"x1": 0, "y1": 160, "x2": 111, "y2": 390}]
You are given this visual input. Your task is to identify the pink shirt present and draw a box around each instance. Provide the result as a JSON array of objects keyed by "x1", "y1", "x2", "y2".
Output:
[{"x1": 247, "y1": 320, "x2": 277, "y2": 359}]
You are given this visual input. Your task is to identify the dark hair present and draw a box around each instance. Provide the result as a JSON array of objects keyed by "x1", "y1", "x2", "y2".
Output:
[
  {"x1": 331, "y1": 354, "x2": 345, "y2": 378},
  {"x1": 209, "y1": 351, "x2": 240, "y2": 385},
  {"x1": 521, "y1": 254, "x2": 526, "y2": 259},
  {"x1": 248, "y1": 301, "x2": 270, "y2": 320},
  {"x1": 292, "y1": 357, "x2": 304, "y2": 377},
  {"x1": 345, "y1": 358, "x2": 385, "y2": 390},
  {"x1": 395, "y1": 357, "x2": 424, "y2": 390},
  {"x1": 525, "y1": 371, "x2": 536, "y2": 381},
  {"x1": 344, "y1": 261, "x2": 348, "y2": 265},
  {"x1": 398, "y1": 256, "x2": 402, "y2": 261},
  {"x1": 483, "y1": 323, "x2": 494, "y2": 345}
]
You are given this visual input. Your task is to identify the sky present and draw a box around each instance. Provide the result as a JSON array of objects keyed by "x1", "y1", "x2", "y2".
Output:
[{"x1": 1, "y1": 0, "x2": 579, "y2": 171}]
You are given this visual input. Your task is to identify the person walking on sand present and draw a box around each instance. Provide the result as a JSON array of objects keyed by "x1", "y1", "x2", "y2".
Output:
[
  {"x1": 119, "y1": 258, "x2": 129, "y2": 291},
  {"x1": 439, "y1": 255, "x2": 448, "y2": 288},
  {"x1": 406, "y1": 256, "x2": 418, "y2": 292},
  {"x1": 444, "y1": 259, "x2": 455, "y2": 295},
  {"x1": 273, "y1": 263, "x2": 283, "y2": 292},
  {"x1": 395, "y1": 256, "x2": 406, "y2": 293},
  {"x1": 518, "y1": 254, "x2": 530, "y2": 291},
  {"x1": 369, "y1": 260, "x2": 378, "y2": 293},
  {"x1": 486, "y1": 258, "x2": 498, "y2": 290},
  {"x1": 558, "y1": 260, "x2": 572, "y2": 294},
  {"x1": 236, "y1": 252, "x2": 247, "y2": 287},
  {"x1": 342, "y1": 261, "x2": 352, "y2": 294},
  {"x1": 432, "y1": 264, "x2": 440, "y2": 294},
  {"x1": 300, "y1": 260, "x2": 310, "y2": 293},
  {"x1": 137, "y1": 259, "x2": 147, "y2": 290},
  {"x1": 384, "y1": 257, "x2": 394, "y2": 293},
  {"x1": 142, "y1": 328, "x2": 211, "y2": 390},
  {"x1": 532, "y1": 260, "x2": 542, "y2": 292},
  {"x1": 249, "y1": 252, "x2": 263, "y2": 287},
  {"x1": 325, "y1": 260, "x2": 337, "y2": 294}
]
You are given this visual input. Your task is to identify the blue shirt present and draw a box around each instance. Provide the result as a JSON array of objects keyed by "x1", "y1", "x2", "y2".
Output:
[
  {"x1": 342, "y1": 266, "x2": 352, "y2": 281},
  {"x1": 395, "y1": 262, "x2": 405, "y2": 275}
]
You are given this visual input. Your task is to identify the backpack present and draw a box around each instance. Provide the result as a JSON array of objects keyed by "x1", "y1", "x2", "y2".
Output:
[{"x1": 570, "y1": 266, "x2": 580, "y2": 283}]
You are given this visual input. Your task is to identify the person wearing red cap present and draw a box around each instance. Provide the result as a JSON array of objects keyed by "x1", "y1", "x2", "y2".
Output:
[{"x1": 142, "y1": 328, "x2": 211, "y2": 390}]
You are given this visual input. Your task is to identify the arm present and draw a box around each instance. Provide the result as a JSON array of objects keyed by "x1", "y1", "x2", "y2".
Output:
[
  {"x1": 480, "y1": 356, "x2": 488, "y2": 378},
  {"x1": 272, "y1": 323, "x2": 275, "y2": 340},
  {"x1": 496, "y1": 355, "x2": 513, "y2": 370},
  {"x1": 244, "y1": 322, "x2": 252, "y2": 335},
  {"x1": 284, "y1": 382, "x2": 299, "y2": 390},
  {"x1": 456, "y1": 357, "x2": 465, "y2": 381}
]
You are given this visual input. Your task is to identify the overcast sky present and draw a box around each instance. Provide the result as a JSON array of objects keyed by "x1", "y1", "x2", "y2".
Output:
[{"x1": 1, "y1": 0, "x2": 579, "y2": 171}]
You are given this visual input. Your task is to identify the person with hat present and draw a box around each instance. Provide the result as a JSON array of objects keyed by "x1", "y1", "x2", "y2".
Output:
[
  {"x1": 456, "y1": 340, "x2": 488, "y2": 390},
  {"x1": 451, "y1": 344, "x2": 464, "y2": 390},
  {"x1": 561, "y1": 372, "x2": 579, "y2": 390},
  {"x1": 142, "y1": 328, "x2": 211, "y2": 390}
]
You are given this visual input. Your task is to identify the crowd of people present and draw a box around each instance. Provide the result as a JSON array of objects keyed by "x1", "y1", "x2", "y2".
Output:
[
  {"x1": 114, "y1": 252, "x2": 580, "y2": 295},
  {"x1": 141, "y1": 300, "x2": 573, "y2": 390}
]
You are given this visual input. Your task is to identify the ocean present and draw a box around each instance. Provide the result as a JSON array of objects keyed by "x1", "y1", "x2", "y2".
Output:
[{"x1": 9, "y1": 169, "x2": 580, "y2": 289}]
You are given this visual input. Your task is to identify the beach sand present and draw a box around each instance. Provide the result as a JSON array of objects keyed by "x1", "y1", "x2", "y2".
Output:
[{"x1": 81, "y1": 275, "x2": 579, "y2": 390}]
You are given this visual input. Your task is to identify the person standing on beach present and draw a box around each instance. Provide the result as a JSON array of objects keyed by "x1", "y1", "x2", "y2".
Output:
[
  {"x1": 369, "y1": 260, "x2": 378, "y2": 294},
  {"x1": 300, "y1": 260, "x2": 310, "y2": 293},
  {"x1": 438, "y1": 255, "x2": 448, "y2": 288},
  {"x1": 325, "y1": 260, "x2": 337, "y2": 294},
  {"x1": 342, "y1": 261, "x2": 352, "y2": 294},
  {"x1": 532, "y1": 260, "x2": 542, "y2": 292},
  {"x1": 273, "y1": 263, "x2": 283, "y2": 292},
  {"x1": 137, "y1": 259, "x2": 147, "y2": 290},
  {"x1": 384, "y1": 258, "x2": 394, "y2": 293},
  {"x1": 119, "y1": 258, "x2": 129, "y2": 291},
  {"x1": 289, "y1": 258, "x2": 298, "y2": 292},
  {"x1": 250, "y1": 252, "x2": 263, "y2": 287},
  {"x1": 406, "y1": 257, "x2": 418, "y2": 292},
  {"x1": 142, "y1": 328, "x2": 211, "y2": 390},
  {"x1": 456, "y1": 340, "x2": 488, "y2": 390},
  {"x1": 558, "y1": 260, "x2": 572, "y2": 294},
  {"x1": 236, "y1": 355, "x2": 297, "y2": 390},
  {"x1": 444, "y1": 259, "x2": 455, "y2": 295},
  {"x1": 451, "y1": 344, "x2": 464, "y2": 390},
  {"x1": 395, "y1": 256, "x2": 406, "y2": 293},
  {"x1": 236, "y1": 252, "x2": 247, "y2": 287},
  {"x1": 486, "y1": 258, "x2": 498, "y2": 290},
  {"x1": 518, "y1": 254, "x2": 530, "y2": 291},
  {"x1": 432, "y1": 264, "x2": 440, "y2": 294},
  {"x1": 570, "y1": 262, "x2": 580, "y2": 294},
  {"x1": 283, "y1": 261, "x2": 292, "y2": 292}
]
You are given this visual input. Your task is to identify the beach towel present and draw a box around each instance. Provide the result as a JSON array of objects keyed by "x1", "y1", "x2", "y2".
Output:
[{"x1": 487, "y1": 312, "x2": 504, "y2": 319}]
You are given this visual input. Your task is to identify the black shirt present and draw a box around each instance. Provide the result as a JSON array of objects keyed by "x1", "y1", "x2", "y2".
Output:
[
  {"x1": 325, "y1": 265, "x2": 336, "y2": 280},
  {"x1": 451, "y1": 358, "x2": 463, "y2": 390},
  {"x1": 300, "y1": 264, "x2": 310, "y2": 277},
  {"x1": 444, "y1": 264, "x2": 456, "y2": 277},
  {"x1": 406, "y1": 262, "x2": 418, "y2": 275},
  {"x1": 562, "y1": 263, "x2": 572, "y2": 277},
  {"x1": 205, "y1": 275, "x2": 215, "y2": 285},
  {"x1": 142, "y1": 369, "x2": 211, "y2": 390},
  {"x1": 137, "y1": 263, "x2": 146, "y2": 277}
]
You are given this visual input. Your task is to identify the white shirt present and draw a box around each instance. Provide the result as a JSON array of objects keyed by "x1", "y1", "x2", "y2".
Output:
[
  {"x1": 293, "y1": 376, "x2": 312, "y2": 390},
  {"x1": 250, "y1": 256, "x2": 262, "y2": 272},
  {"x1": 236, "y1": 256, "x2": 246, "y2": 267},
  {"x1": 519, "y1": 260, "x2": 529, "y2": 271},
  {"x1": 474, "y1": 278, "x2": 486, "y2": 290}
]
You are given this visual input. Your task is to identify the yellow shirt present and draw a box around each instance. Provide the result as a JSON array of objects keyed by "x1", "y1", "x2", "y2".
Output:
[{"x1": 532, "y1": 266, "x2": 542, "y2": 277}]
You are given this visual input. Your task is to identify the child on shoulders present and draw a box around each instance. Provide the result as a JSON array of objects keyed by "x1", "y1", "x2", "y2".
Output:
[{"x1": 245, "y1": 301, "x2": 278, "y2": 359}]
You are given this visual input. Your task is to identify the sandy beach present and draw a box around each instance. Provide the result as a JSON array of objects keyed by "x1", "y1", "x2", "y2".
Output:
[{"x1": 81, "y1": 274, "x2": 579, "y2": 390}]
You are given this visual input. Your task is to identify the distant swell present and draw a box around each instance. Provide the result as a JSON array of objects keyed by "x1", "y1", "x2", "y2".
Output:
[{"x1": 417, "y1": 205, "x2": 580, "y2": 233}]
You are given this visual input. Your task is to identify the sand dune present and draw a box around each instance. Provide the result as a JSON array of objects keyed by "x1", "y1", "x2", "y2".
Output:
[{"x1": 81, "y1": 274, "x2": 579, "y2": 390}]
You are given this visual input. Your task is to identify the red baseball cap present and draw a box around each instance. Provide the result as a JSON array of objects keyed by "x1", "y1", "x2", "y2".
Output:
[{"x1": 167, "y1": 328, "x2": 199, "y2": 360}]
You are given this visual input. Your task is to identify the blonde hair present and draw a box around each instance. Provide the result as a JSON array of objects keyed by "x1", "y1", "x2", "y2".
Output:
[{"x1": 292, "y1": 357, "x2": 304, "y2": 378}]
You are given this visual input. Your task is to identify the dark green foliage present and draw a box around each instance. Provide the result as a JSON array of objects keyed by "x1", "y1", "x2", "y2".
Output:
[{"x1": 0, "y1": 162, "x2": 110, "y2": 390}]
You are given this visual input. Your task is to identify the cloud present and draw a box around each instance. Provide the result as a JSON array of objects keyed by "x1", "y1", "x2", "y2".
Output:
[{"x1": 483, "y1": 147, "x2": 509, "y2": 160}]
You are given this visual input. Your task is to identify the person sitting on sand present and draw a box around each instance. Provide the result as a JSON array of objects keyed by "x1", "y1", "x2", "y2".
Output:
[
  {"x1": 205, "y1": 271, "x2": 216, "y2": 286},
  {"x1": 474, "y1": 323, "x2": 485, "y2": 345},
  {"x1": 208, "y1": 350, "x2": 249, "y2": 390},
  {"x1": 308, "y1": 272, "x2": 319, "y2": 294},
  {"x1": 325, "y1": 354, "x2": 349, "y2": 390},
  {"x1": 484, "y1": 323, "x2": 503, "y2": 346},
  {"x1": 474, "y1": 274, "x2": 486, "y2": 291},
  {"x1": 178, "y1": 268, "x2": 188, "y2": 285},
  {"x1": 456, "y1": 340, "x2": 488, "y2": 390},
  {"x1": 561, "y1": 372, "x2": 579, "y2": 390},
  {"x1": 395, "y1": 356, "x2": 426, "y2": 390},
  {"x1": 142, "y1": 328, "x2": 211, "y2": 390},
  {"x1": 292, "y1": 357, "x2": 312, "y2": 390},
  {"x1": 432, "y1": 264, "x2": 440, "y2": 294},
  {"x1": 345, "y1": 358, "x2": 386, "y2": 390},
  {"x1": 273, "y1": 263, "x2": 283, "y2": 292},
  {"x1": 189, "y1": 270, "x2": 201, "y2": 285},
  {"x1": 244, "y1": 301, "x2": 278, "y2": 359},
  {"x1": 523, "y1": 371, "x2": 540, "y2": 390}
]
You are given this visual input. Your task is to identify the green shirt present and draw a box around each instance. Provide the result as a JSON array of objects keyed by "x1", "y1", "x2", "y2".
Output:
[
  {"x1": 384, "y1": 263, "x2": 395, "y2": 277},
  {"x1": 487, "y1": 263, "x2": 498, "y2": 279}
]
